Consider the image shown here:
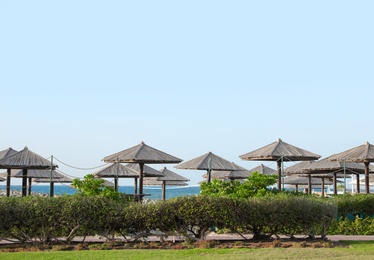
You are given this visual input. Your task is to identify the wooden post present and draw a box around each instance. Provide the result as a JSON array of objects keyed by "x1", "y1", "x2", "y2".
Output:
[
  {"x1": 139, "y1": 163, "x2": 144, "y2": 202},
  {"x1": 162, "y1": 181, "x2": 166, "y2": 200},
  {"x1": 22, "y1": 169, "x2": 27, "y2": 197},
  {"x1": 333, "y1": 172, "x2": 337, "y2": 195},
  {"x1": 6, "y1": 168, "x2": 11, "y2": 197},
  {"x1": 50, "y1": 182, "x2": 54, "y2": 197},
  {"x1": 28, "y1": 178, "x2": 32, "y2": 196},
  {"x1": 308, "y1": 175, "x2": 312, "y2": 195},
  {"x1": 321, "y1": 177, "x2": 325, "y2": 197},
  {"x1": 114, "y1": 178, "x2": 118, "y2": 192},
  {"x1": 364, "y1": 162, "x2": 370, "y2": 194},
  {"x1": 356, "y1": 173, "x2": 360, "y2": 194},
  {"x1": 134, "y1": 178, "x2": 138, "y2": 194},
  {"x1": 277, "y1": 160, "x2": 282, "y2": 190}
]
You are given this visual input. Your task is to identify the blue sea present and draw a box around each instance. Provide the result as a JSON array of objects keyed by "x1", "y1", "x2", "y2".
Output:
[{"x1": 0, "y1": 185, "x2": 201, "y2": 200}]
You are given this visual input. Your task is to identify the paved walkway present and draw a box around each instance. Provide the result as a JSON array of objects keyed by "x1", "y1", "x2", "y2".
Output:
[{"x1": 1, "y1": 234, "x2": 373, "y2": 245}]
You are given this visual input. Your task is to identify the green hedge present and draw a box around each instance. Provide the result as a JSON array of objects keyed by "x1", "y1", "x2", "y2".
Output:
[{"x1": 0, "y1": 194, "x2": 337, "y2": 243}]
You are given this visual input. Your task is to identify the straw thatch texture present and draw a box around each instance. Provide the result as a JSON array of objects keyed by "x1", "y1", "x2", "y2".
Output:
[
  {"x1": 306, "y1": 156, "x2": 366, "y2": 174},
  {"x1": 248, "y1": 164, "x2": 277, "y2": 175},
  {"x1": 157, "y1": 167, "x2": 189, "y2": 181},
  {"x1": 175, "y1": 152, "x2": 241, "y2": 171},
  {"x1": 208, "y1": 170, "x2": 251, "y2": 180},
  {"x1": 125, "y1": 163, "x2": 164, "y2": 177},
  {"x1": 144, "y1": 179, "x2": 188, "y2": 186},
  {"x1": 0, "y1": 147, "x2": 57, "y2": 169},
  {"x1": 0, "y1": 169, "x2": 62, "y2": 179},
  {"x1": 32, "y1": 171, "x2": 73, "y2": 183},
  {"x1": 239, "y1": 138, "x2": 321, "y2": 161},
  {"x1": 283, "y1": 175, "x2": 335, "y2": 185},
  {"x1": 93, "y1": 163, "x2": 139, "y2": 178},
  {"x1": 329, "y1": 142, "x2": 374, "y2": 163},
  {"x1": 103, "y1": 141, "x2": 182, "y2": 164},
  {"x1": 0, "y1": 148, "x2": 18, "y2": 159},
  {"x1": 284, "y1": 161, "x2": 315, "y2": 176}
]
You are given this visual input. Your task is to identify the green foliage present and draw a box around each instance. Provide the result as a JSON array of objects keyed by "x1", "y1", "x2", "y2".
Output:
[
  {"x1": 331, "y1": 194, "x2": 374, "y2": 218},
  {"x1": 72, "y1": 174, "x2": 120, "y2": 201},
  {"x1": 200, "y1": 172, "x2": 278, "y2": 198},
  {"x1": 0, "y1": 194, "x2": 338, "y2": 242},
  {"x1": 328, "y1": 216, "x2": 374, "y2": 235}
]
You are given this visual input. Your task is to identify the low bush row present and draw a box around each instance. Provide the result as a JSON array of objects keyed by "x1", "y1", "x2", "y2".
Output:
[{"x1": 0, "y1": 194, "x2": 337, "y2": 244}]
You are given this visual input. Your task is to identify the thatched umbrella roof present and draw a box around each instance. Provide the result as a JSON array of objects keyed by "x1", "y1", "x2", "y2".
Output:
[
  {"x1": 284, "y1": 161, "x2": 314, "y2": 176},
  {"x1": 93, "y1": 163, "x2": 139, "y2": 191},
  {"x1": 284, "y1": 174, "x2": 334, "y2": 185},
  {"x1": 125, "y1": 163, "x2": 164, "y2": 177},
  {"x1": 103, "y1": 141, "x2": 182, "y2": 164},
  {"x1": 328, "y1": 142, "x2": 374, "y2": 194},
  {"x1": 158, "y1": 167, "x2": 190, "y2": 182},
  {"x1": 144, "y1": 179, "x2": 188, "y2": 186},
  {"x1": 239, "y1": 138, "x2": 321, "y2": 190},
  {"x1": 248, "y1": 164, "x2": 277, "y2": 175},
  {"x1": 3, "y1": 169, "x2": 62, "y2": 179},
  {"x1": 93, "y1": 163, "x2": 139, "y2": 178},
  {"x1": 175, "y1": 152, "x2": 244, "y2": 183},
  {"x1": 301, "y1": 155, "x2": 365, "y2": 195},
  {"x1": 202, "y1": 164, "x2": 276, "y2": 181},
  {"x1": 0, "y1": 176, "x2": 5, "y2": 182},
  {"x1": 33, "y1": 172, "x2": 73, "y2": 183},
  {"x1": 0, "y1": 147, "x2": 57, "y2": 197},
  {"x1": 102, "y1": 142, "x2": 182, "y2": 202},
  {"x1": 0, "y1": 147, "x2": 57, "y2": 169},
  {"x1": 146, "y1": 167, "x2": 190, "y2": 200},
  {"x1": 0, "y1": 147, "x2": 18, "y2": 159},
  {"x1": 206, "y1": 170, "x2": 251, "y2": 180}
]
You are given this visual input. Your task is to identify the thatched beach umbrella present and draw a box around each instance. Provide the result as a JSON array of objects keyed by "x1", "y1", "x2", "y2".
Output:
[
  {"x1": 283, "y1": 174, "x2": 337, "y2": 196},
  {"x1": 284, "y1": 161, "x2": 314, "y2": 176},
  {"x1": 328, "y1": 142, "x2": 374, "y2": 194},
  {"x1": 153, "y1": 167, "x2": 189, "y2": 200},
  {"x1": 248, "y1": 164, "x2": 277, "y2": 175},
  {"x1": 0, "y1": 147, "x2": 57, "y2": 197},
  {"x1": 1, "y1": 169, "x2": 62, "y2": 196},
  {"x1": 239, "y1": 138, "x2": 321, "y2": 190},
  {"x1": 175, "y1": 152, "x2": 244, "y2": 183},
  {"x1": 203, "y1": 164, "x2": 277, "y2": 182},
  {"x1": 0, "y1": 147, "x2": 18, "y2": 197},
  {"x1": 103, "y1": 142, "x2": 182, "y2": 202},
  {"x1": 33, "y1": 171, "x2": 73, "y2": 196},
  {"x1": 303, "y1": 156, "x2": 366, "y2": 195},
  {"x1": 93, "y1": 163, "x2": 139, "y2": 191}
]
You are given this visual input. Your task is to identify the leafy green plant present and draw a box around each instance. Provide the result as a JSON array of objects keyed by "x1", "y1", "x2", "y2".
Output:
[
  {"x1": 72, "y1": 174, "x2": 120, "y2": 201},
  {"x1": 200, "y1": 172, "x2": 278, "y2": 198}
]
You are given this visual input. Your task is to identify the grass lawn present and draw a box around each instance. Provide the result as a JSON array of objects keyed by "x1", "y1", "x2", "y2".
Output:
[{"x1": 0, "y1": 241, "x2": 373, "y2": 260}]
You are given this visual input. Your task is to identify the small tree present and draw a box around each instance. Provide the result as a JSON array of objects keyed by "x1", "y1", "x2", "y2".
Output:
[
  {"x1": 200, "y1": 172, "x2": 278, "y2": 198},
  {"x1": 72, "y1": 174, "x2": 120, "y2": 200}
]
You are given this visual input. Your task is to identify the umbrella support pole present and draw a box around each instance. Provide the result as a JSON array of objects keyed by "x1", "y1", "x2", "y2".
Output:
[
  {"x1": 162, "y1": 181, "x2": 166, "y2": 200},
  {"x1": 333, "y1": 173, "x2": 337, "y2": 195},
  {"x1": 277, "y1": 160, "x2": 282, "y2": 190},
  {"x1": 356, "y1": 174, "x2": 360, "y2": 194},
  {"x1": 139, "y1": 163, "x2": 144, "y2": 202},
  {"x1": 364, "y1": 162, "x2": 370, "y2": 194},
  {"x1": 134, "y1": 178, "x2": 138, "y2": 194},
  {"x1": 308, "y1": 175, "x2": 312, "y2": 195},
  {"x1": 28, "y1": 178, "x2": 32, "y2": 196},
  {"x1": 6, "y1": 168, "x2": 11, "y2": 197},
  {"x1": 22, "y1": 169, "x2": 27, "y2": 197}
]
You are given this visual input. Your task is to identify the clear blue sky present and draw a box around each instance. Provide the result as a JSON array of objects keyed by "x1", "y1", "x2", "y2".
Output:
[{"x1": 1, "y1": 1, "x2": 373, "y2": 185}]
